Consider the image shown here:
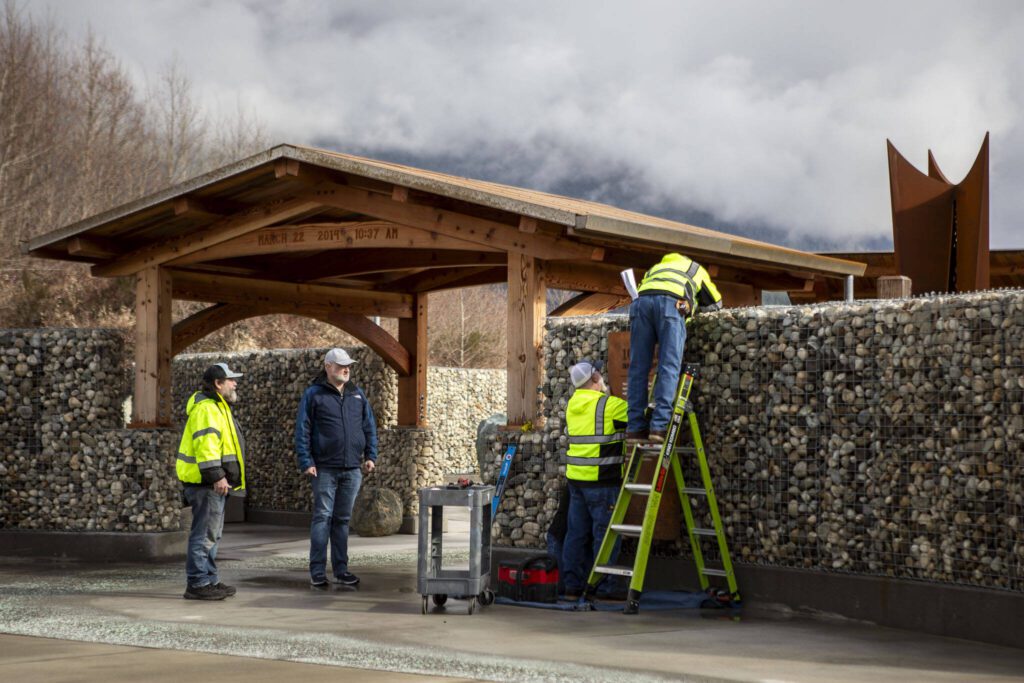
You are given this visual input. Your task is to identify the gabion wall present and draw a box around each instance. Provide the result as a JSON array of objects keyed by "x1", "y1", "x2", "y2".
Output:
[
  {"x1": 1, "y1": 336, "x2": 503, "y2": 533},
  {"x1": 0, "y1": 329, "x2": 181, "y2": 532},
  {"x1": 485, "y1": 291, "x2": 1024, "y2": 594}
]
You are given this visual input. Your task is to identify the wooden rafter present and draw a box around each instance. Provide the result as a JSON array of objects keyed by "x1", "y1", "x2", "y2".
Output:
[
  {"x1": 307, "y1": 182, "x2": 602, "y2": 261},
  {"x1": 171, "y1": 303, "x2": 411, "y2": 375},
  {"x1": 67, "y1": 237, "x2": 121, "y2": 260},
  {"x1": 92, "y1": 192, "x2": 328, "y2": 277},
  {"x1": 170, "y1": 270, "x2": 413, "y2": 318},
  {"x1": 173, "y1": 196, "x2": 249, "y2": 219},
  {"x1": 545, "y1": 261, "x2": 627, "y2": 296},
  {"x1": 549, "y1": 292, "x2": 630, "y2": 317},
  {"x1": 271, "y1": 249, "x2": 508, "y2": 283},
  {"x1": 167, "y1": 221, "x2": 502, "y2": 267},
  {"x1": 383, "y1": 265, "x2": 505, "y2": 293}
]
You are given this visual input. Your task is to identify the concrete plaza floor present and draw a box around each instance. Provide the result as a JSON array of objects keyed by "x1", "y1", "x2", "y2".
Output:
[{"x1": 2, "y1": 510, "x2": 1023, "y2": 683}]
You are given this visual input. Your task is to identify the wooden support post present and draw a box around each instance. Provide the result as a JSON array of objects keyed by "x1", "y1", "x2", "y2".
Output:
[
  {"x1": 397, "y1": 293, "x2": 428, "y2": 426},
  {"x1": 878, "y1": 275, "x2": 912, "y2": 299},
  {"x1": 507, "y1": 253, "x2": 546, "y2": 426},
  {"x1": 133, "y1": 266, "x2": 173, "y2": 427}
]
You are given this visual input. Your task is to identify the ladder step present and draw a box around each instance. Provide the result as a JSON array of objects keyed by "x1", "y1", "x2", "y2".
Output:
[
  {"x1": 624, "y1": 483, "x2": 652, "y2": 495},
  {"x1": 701, "y1": 568, "x2": 728, "y2": 577},
  {"x1": 636, "y1": 446, "x2": 697, "y2": 458},
  {"x1": 681, "y1": 487, "x2": 707, "y2": 496},
  {"x1": 610, "y1": 524, "x2": 644, "y2": 537},
  {"x1": 594, "y1": 564, "x2": 634, "y2": 577},
  {"x1": 692, "y1": 527, "x2": 718, "y2": 536}
]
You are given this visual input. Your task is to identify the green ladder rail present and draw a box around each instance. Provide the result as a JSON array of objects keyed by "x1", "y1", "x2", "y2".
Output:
[{"x1": 584, "y1": 363, "x2": 740, "y2": 615}]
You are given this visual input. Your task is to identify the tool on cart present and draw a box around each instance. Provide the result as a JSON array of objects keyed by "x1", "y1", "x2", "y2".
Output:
[
  {"x1": 490, "y1": 443, "x2": 517, "y2": 517},
  {"x1": 585, "y1": 363, "x2": 740, "y2": 614}
]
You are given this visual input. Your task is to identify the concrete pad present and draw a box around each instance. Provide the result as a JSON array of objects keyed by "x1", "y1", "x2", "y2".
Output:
[
  {"x1": 1, "y1": 521, "x2": 1022, "y2": 683},
  {"x1": 0, "y1": 634, "x2": 471, "y2": 682}
]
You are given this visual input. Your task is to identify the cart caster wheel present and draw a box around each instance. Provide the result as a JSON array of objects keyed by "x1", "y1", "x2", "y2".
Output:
[
  {"x1": 421, "y1": 595, "x2": 429, "y2": 614},
  {"x1": 479, "y1": 589, "x2": 494, "y2": 606},
  {"x1": 467, "y1": 596, "x2": 477, "y2": 615},
  {"x1": 432, "y1": 594, "x2": 448, "y2": 607}
]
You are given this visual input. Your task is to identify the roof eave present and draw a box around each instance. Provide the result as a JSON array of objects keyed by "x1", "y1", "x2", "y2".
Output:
[{"x1": 576, "y1": 214, "x2": 866, "y2": 278}]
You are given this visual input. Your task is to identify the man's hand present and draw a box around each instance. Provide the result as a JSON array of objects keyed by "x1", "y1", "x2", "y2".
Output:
[
  {"x1": 362, "y1": 460, "x2": 375, "y2": 475},
  {"x1": 304, "y1": 466, "x2": 318, "y2": 477},
  {"x1": 213, "y1": 477, "x2": 230, "y2": 496}
]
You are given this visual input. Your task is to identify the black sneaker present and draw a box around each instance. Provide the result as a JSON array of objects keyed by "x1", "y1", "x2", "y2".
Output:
[
  {"x1": 214, "y1": 582, "x2": 236, "y2": 597},
  {"x1": 184, "y1": 584, "x2": 228, "y2": 601},
  {"x1": 310, "y1": 575, "x2": 329, "y2": 587},
  {"x1": 335, "y1": 572, "x2": 360, "y2": 586}
]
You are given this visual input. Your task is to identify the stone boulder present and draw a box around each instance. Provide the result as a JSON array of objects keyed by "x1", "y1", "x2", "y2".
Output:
[{"x1": 351, "y1": 486, "x2": 403, "y2": 537}]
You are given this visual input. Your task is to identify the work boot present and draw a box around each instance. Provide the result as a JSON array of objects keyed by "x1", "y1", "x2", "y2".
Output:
[
  {"x1": 183, "y1": 584, "x2": 228, "y2": 601},
  {"x1": 214, "y1": 582, "x2": 236, "y2": 597},
  {"x1": 625, "y1": 430, "x2": 649, "y2": 444},
  {"x1": 648, "y1": 430, "x2": 666, "y2": 443}
]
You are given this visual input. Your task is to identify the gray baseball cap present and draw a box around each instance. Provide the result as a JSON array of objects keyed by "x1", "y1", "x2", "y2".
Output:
[
  {"x1": 325, "y1": 348, "x2": 357, "y2": 366},
  {"x1": 203, "y1": 363, "x2": 243, "y2": 381}
]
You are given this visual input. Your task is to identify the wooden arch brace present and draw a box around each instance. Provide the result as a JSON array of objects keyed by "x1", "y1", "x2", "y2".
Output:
[{"x1": 172, "y1": 303, "x2": 411, "y2": 376}]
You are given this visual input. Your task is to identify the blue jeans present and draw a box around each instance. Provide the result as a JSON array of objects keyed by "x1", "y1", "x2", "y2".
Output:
[
  {"x1": 310, "y1": 466, "x2": 363, "y2": 579},
  {"x1": 546, "y1": 531, "x2": 567, "y2": 594},
  {"x1": 562, "y1": 483, "x2": 621, "y2": 594},
  {"x1": 627, "y1": 294, "x2": 687, "y2": 433},
  {"x1": 184, "y1": 487, "x2": 226, "y2": 588}
]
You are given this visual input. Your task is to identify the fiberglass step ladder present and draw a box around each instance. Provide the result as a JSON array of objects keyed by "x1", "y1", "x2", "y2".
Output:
[{"x1": 584, "y1": 363, "x2": 740, "y2": 614}]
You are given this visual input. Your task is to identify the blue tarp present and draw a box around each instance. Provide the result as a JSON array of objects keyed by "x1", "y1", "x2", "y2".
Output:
[{"x1": 495, "y1": 590, "x2": 737, "y2": 611}]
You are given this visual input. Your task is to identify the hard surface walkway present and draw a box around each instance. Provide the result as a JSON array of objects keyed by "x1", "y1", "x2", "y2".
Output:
[{"x1": 2, "y1": 515, "x2": 1023, "y2": 683}]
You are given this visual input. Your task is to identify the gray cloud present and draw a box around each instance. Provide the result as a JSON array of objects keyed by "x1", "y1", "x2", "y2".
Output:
[{"x1": 46, "y1": 0, "x2": 1024, "y2": 249}]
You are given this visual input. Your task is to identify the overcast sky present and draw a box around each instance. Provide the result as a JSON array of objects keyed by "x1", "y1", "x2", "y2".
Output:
[{"x1": 43, "y1": 0, "x2": 1024, "y2": 250}]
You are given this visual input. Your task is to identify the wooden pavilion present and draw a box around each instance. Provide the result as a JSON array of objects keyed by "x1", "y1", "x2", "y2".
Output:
[{"x1": 23, "y1": 145, "x2": 864, "y2": 429}]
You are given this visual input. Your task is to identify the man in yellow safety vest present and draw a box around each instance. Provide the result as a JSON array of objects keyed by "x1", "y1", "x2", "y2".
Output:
[
  {"x1": 176, "y1": 362, "x2": 247, "y2": 601},
  {"x1": 562, "y1": 360, "x2": 627, "y2": 600},
  {"x1": 627, "y1": 253, "x2": 722, "y2": 443}
]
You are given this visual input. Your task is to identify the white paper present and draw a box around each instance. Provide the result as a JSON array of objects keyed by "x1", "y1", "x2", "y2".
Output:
[{"x1": 620, "y1": 269, "x2": 639, "y2": 301}]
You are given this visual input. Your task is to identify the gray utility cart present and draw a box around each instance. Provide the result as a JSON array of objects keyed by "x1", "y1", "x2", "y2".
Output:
[{"x1": 417, "y1": 484, "x2": 495, "y2": 614}]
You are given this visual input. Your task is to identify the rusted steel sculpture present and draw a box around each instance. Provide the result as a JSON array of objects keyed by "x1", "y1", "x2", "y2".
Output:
[{"x1": 887, "y1": 133, "x2": 990, "y2": 294}]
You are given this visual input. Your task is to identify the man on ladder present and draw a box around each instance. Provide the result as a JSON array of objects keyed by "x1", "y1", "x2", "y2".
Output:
[
  {"x1": 583, "y1": 252, "x2": 737, "y2": 615},
  {"x1": 626, "y1": 253, "x2": 723, "y2": 443}
]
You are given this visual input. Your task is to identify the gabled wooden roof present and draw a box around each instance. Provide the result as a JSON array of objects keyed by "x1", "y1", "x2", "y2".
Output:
[{"x1": 24, "y1": 144, "x2": 864, "y2": 312}]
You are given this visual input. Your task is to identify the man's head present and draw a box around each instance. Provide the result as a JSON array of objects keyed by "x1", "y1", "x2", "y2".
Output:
[
  {"x1": 569, "y1": 360, "x2": 607, "y2": 393},
  {"x1": 324, "y1": 348, "x2": 356, "y2": 386},
  {"x1": 202, "y1": 363, "x2": 243, "y2": 403}
]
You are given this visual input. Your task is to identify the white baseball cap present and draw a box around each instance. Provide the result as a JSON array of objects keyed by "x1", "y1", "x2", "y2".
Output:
[
  {"x1": 569, "y1": 360, "x2": 604, "y2": 388},
  {"x1": 325, "y1": 348, "x2": 357, "y2": 366}
]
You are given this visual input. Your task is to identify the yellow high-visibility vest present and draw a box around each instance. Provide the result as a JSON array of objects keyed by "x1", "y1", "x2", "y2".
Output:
[
  {"x1": 175, "y1": 391, "x2": 246, "y2": 490},
  {"x1": 637, "y1": 253, "x2": 723, "y2": 316},
  {"x1": 565, "y1": 388, "x2": 627, "y2": 484}
]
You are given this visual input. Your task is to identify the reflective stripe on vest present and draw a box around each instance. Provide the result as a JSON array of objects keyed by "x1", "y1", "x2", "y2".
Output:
[{"x1": 564, "y1": 455, "x2": 627, "y2": 466}]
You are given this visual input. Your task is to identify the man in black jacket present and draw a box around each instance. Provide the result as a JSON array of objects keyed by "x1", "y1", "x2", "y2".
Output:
[{"x1": 295, "y1": 348, "x2": 378, "y2": 588}]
